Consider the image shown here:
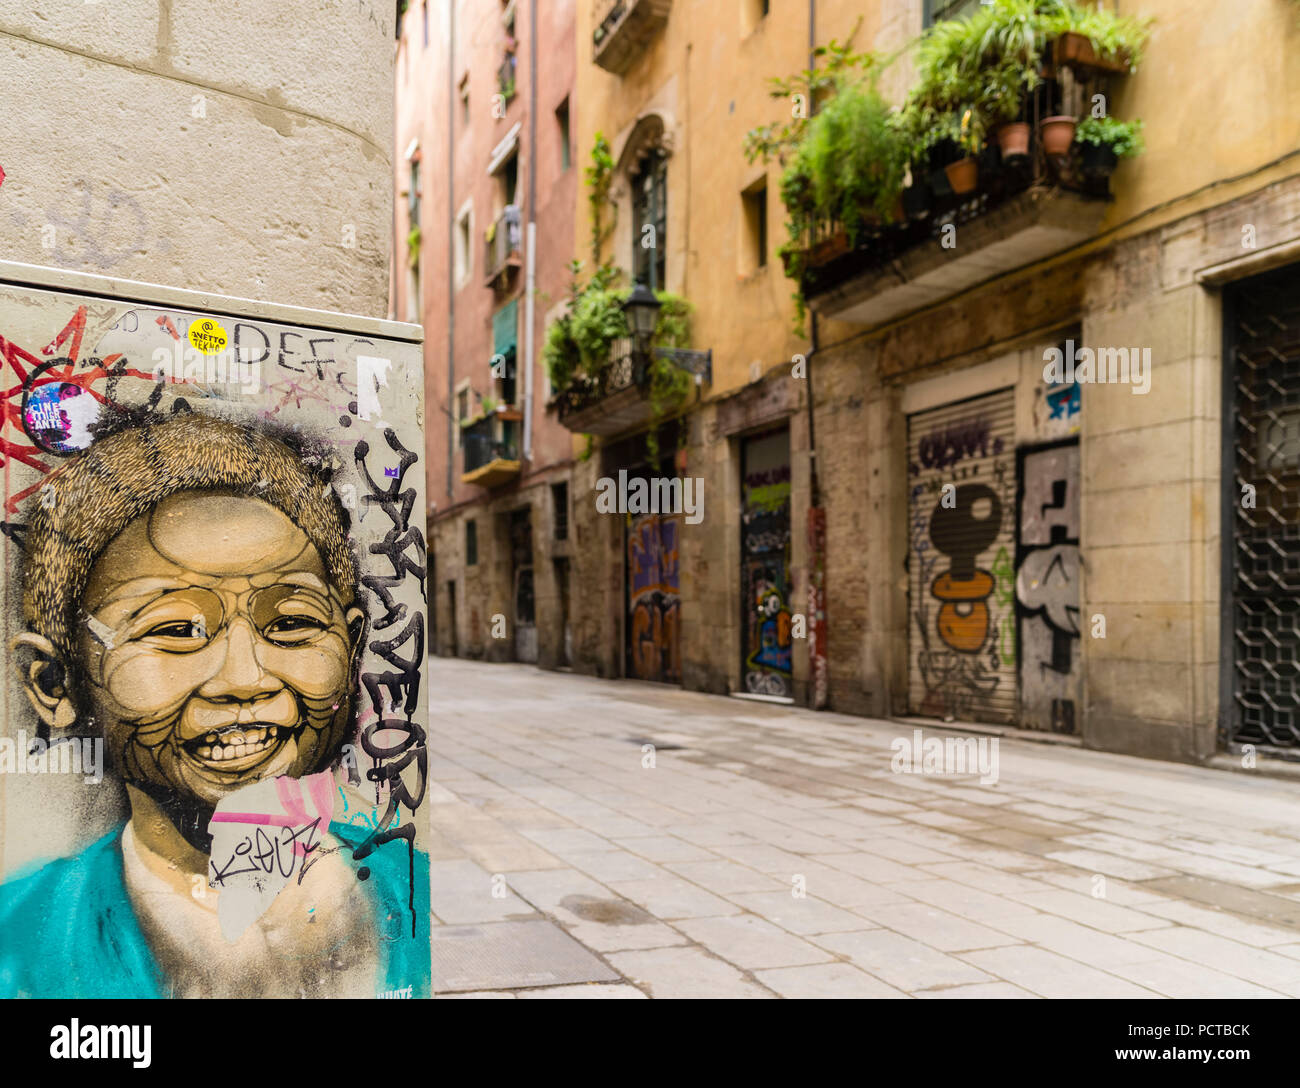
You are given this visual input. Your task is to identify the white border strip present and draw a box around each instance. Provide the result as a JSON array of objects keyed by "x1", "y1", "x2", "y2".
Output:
[{"x1": 0, "y1": 259, "x2": 423, "y2": 343}]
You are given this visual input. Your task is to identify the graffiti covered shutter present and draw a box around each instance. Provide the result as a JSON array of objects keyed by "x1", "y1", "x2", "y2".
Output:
[{"x1": 907, "y1": 388, "x2": 1017, "y2": 724}]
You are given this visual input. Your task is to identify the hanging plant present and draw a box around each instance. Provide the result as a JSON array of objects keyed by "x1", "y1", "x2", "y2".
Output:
[
  {"x1": 585, "y1": 133, "x2": 617, "y2": 265},
  {"x1": 1074, "y1": 115, "x2": 1144, "y2": 179},
  {"x1": 406, "y1": 225, "x2": 421, "y2": 269}
]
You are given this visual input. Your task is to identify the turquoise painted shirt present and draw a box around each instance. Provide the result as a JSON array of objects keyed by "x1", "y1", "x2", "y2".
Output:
[{"x1": 0, "y1": 822, "x2": 430, "y2": 999}]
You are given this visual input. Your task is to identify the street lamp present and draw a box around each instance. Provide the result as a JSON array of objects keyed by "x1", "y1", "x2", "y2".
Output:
[
  {"x1": 622, "y1": 281, "x2": 662, "y2": 350},
  {"x1": 622, "y1": 279, "x2": 713, "y2": 389}
]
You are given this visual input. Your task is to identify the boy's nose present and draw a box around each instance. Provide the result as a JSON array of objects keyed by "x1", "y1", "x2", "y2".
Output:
[{"x1": 196, "y1": 618, "x2": 282, "y2": 702}]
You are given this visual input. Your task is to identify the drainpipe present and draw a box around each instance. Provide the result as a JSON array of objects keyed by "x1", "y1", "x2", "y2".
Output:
[
  {"x1": 805, "y1": 0, "x2": 829, "y2": 710},
  {"x1": 523, "y1": 0, "x2": 538, "y2": 460},
  {"x1": 446, "y1": 0, "x2": 456, "y2": 500}
]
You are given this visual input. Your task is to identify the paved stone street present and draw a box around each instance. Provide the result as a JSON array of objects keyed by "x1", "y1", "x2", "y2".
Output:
[{"x1": 423, "y1": 659, "x2": 1300, "y2": 998}]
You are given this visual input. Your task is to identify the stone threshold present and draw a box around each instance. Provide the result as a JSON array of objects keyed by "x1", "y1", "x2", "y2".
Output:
[{"x1": 888, "y1": 715, "x2": 1083, "y2": 748}]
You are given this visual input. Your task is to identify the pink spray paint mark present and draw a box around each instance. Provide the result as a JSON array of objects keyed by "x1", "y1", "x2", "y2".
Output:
[{"x1": 211, "y1": 773, "x2": 336, "y2": 857}]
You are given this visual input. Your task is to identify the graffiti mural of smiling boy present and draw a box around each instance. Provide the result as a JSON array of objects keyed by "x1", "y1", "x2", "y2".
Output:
[{"x1": 0, "y1": 414, "x2": 429, "y2": 998}]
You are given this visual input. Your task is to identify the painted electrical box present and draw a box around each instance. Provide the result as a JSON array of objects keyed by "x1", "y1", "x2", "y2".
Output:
[{"x1": 0, "y1": 262, "x2": 429, "y2": 999}]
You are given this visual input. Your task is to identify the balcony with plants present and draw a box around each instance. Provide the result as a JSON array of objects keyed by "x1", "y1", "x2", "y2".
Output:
[
  {"x1": 592, "y1": 0, "x2": 671, "y2": 76},
  {"x1": 544, "y1": 262, "x2": 694, "y2": 439},
  {"x1": 544, "y1": 134, "x2": 705, "y2": 446},
  {"x1": 746, "y1": 1, "x2": 1150, "y2": 331},
  {"x1": 461, "y1": 397, "x2": 522, "y2": 489}
]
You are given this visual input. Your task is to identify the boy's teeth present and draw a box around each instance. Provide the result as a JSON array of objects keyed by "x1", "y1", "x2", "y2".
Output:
[{"x1": 196, "y1": 726, "x2": 287, "y2": 760}]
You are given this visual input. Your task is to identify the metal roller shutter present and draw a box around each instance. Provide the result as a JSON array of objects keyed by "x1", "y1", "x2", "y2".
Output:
[{"x1": 907, "y1": 387, "x2": 1018, "y2": 723}]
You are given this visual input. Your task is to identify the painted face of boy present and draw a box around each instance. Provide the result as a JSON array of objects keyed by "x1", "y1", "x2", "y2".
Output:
[{"x1": 76, "y1": 492, "x2": 363, "y2": 807}]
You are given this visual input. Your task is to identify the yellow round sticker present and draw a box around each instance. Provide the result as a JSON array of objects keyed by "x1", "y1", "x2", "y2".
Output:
[{"x1": 187, "y1": 317, "x2": 228, "y2": 355}]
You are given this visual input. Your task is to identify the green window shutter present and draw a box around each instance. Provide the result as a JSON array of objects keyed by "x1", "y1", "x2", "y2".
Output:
[{"x1": 493, "y1": 298, "x2": 519, "y2": 359}]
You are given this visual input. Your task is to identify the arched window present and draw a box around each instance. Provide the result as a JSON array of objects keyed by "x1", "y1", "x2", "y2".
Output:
[{"x1": 631, "y1": 149, "x2": 667, "y2": 291}]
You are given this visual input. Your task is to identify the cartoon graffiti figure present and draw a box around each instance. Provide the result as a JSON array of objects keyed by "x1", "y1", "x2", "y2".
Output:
[
  {"x1": 0, "y1": 414, "x2": 430, "y2": 998},
  {"x1": 746, "y1": 578, "x2": 792, "y2": 673},
  {"x1": 928, "y1": 484, "x2": 1003, "y2": 654}
]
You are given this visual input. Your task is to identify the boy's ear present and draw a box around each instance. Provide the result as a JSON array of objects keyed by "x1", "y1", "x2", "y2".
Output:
[
  {"x1": 345, "y1": 605, "x2": 367, "y2": 664},
  {"x1": 11, "y1": 633, "x2": 77, "y2": 731}
]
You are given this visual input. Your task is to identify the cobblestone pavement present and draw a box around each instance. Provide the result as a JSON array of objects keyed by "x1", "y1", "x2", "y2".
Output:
[{"x1": 423, "y1": 659, "x2": 1300, "y2": 998}]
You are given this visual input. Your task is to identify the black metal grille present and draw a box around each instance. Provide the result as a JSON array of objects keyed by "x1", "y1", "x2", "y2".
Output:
[
  {"x1": 462, "y1": 419, "x2": 517, "y2": 474},
  {"x1": 1226, "y1": 262, "x2": 1300, "y2": 750},
  {"x1": 553, "y1": 339, "x2": 642, "y2": 423}
]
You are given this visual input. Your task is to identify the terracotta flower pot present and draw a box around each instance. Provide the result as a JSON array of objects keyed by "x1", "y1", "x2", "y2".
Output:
[
  {"x1": 808, "y1": 229, "x2": 850, "y2": 267},
  {"x1": 944, "y1": 156, "x2": 979, "y2": 196},
  {"x1": 1053, "y1": 31, "x2": 1130, "y2": 74},
  {"x1": 1040, "y1": 116, "x2": 1077, "y2": 158},
  {"x1": 997, "y1": 121, "x2": 1031, "y2": 160}
]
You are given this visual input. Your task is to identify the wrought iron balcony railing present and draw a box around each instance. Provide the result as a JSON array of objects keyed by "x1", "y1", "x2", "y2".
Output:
[
  {"x1": 553, "y1": 338, "x2": 643, "y2": 429},
  {"x1": 799, "y1": 139, "x2": 1112, "y2": 328},
  {"x1": 462, "y1": 423, "x2": 518, "y2": 477}
]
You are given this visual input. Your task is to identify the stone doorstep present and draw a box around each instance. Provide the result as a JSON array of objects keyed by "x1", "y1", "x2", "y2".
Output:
[
  {"x1": 888, "y1": 715, "x2": 1083, "y2": 748},
  {"x1": 1205, "y1": 753, "x2": 1300, "y2": 785}
]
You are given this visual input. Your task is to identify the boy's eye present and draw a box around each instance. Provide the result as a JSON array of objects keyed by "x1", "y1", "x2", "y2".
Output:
[
  {"x1": 267, "y1": 616, "x2": 323, "y2": 632},
  {"x1": 263, "y1": 615, "x2": 328, "y2": 641},
  {"x1": 144, "y1": 621, "x2": 205, "y2": 639}
]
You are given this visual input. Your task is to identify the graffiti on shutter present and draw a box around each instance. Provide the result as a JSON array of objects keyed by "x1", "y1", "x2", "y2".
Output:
[
  {"x1": 907, "y1": 388, "x2": 1017, "y2": 723},
  {"x1": 1016, "y1": 441, "x2": 1081, "y2": 734}
]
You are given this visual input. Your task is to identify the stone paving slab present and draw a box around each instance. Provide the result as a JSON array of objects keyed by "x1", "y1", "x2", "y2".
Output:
[
  {"x1": 606, "y1": 947, "x2": 774, "y2": 998},
  {"x1": 422, "y1": 659, "x2": 1300, "y2": 998},
  {"x1": 430, "y1": 921, "x2": 620, "y2": 993}
]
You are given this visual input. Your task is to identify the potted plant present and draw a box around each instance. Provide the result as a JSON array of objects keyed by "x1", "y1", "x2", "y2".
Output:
[
  {"x1": 800, "y1": 78, "x2": 908, "y2": 246},
  {"x1": 1074, "y1": 115, "x2": 1144, "y2": 179},
  {"x1": 1048, "y1": 4, "x2": 1152, "y2": 74},
  {"x1": 1039, "y1": 113, "x2": 1077, "y2": 158},
  {"x1": 973, "y1": 5, "x2": 1050, "y2": 160},
  {"x1": 942, "y1": 110, "x2": 983, "y2": 196}
]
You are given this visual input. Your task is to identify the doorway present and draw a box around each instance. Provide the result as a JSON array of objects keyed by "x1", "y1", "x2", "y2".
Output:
[
  {"x1": 1222, "y1": 262, "x2": 1300, "y2": 753},
  {"x1": 740, "y1": 428, "x2": 793, "y2": 699},
  {"x1": 510, "y1": 507, "x2": 538, "y2": 663}
]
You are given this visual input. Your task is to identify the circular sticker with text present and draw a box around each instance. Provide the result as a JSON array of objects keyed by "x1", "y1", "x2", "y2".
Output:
[{"x1": 187, "y1": 317, "x2": 228, "y2": 355}]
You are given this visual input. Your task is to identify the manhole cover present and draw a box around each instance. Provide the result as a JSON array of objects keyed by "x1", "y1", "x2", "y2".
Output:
[
  {"x1": 431, "y1": 921, "x2": 619, "y2": 993},
  {"x1": 560, "y1": 895, "x2": 654, "y2": 926}
]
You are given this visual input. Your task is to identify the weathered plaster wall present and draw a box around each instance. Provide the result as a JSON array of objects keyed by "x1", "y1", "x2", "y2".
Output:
[{"x1": 0, "y1": 0, "x2": 395, "y2": 314}]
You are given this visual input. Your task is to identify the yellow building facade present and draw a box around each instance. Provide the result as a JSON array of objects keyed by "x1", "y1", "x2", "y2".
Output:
[{"x1": 554, "y1": 0, "x2": 1300, "y2": 765}]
